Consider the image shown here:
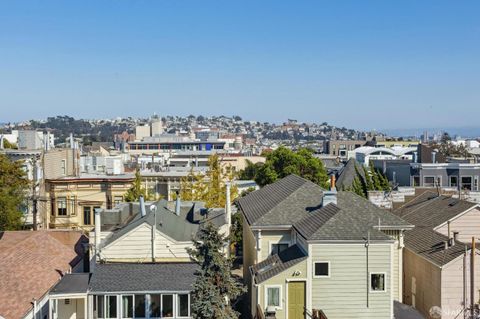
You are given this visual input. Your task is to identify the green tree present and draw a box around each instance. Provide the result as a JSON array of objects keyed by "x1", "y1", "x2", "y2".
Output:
[
  {"x1": 124, "y1": 169, "x2": 152, "y2": 202},
  {"x1": 0, "y1": 154, "x2": 29, "y2": 230},
  {"x1": 349, "y1": 163, "x2": 391, "y2": 198},
  {"x1": 178, "y1": 154, "x2": 238, "y2": 208},
  {"x1": 2, "y1": 139, "x2": 18, "y2": 149},
  {"x1": 188, "y1": 222, "x2": 244, "y2": 319},
  {"x1": 253, "y1": 146, "x2": 329, "y2": 187}
]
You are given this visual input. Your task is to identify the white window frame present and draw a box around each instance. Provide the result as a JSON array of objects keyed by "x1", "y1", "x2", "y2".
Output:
[
  {"x1": 461, "y1": 175, "x2": 473, "y2": 191},
  {"x1": 268, "y1": 241, "x2": 290, "y2": 256},
  {"x1": 264, "y1": 285, "x2": 282, "y2": 310},
  {"x1": 121, "y1": 294, "x2": 134, "y2": 319},
  {"x1": 313, "y1": 261, "x2": 330, "y2": 278},
  {"x1": 161, "y1": 294, "x2": 175, "y2": 318},
  {"x1": 177, "y1": 294, "x2": 191, "y2": 318},
  {"x1": 369, "y1": 272, "x2": 387, "y2": 293},
  {"x1": 449, "y1": 176, "x2": 459, "y2": 188}
]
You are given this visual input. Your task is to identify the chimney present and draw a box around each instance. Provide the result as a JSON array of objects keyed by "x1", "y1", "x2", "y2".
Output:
[
  {"x1": 94, "y1": 208, "x2": 101, "y2": 261},
  {"x1": 139, "y1": 196, "x2": 146, "y2": 217},
  {"x1": 322, "y1": 175, "x2": 337, "y2": 207},
  {"x1": 175, "y1": 191, "x2": 181, "y2": 216},
  {"x1": 226, "y1": 183, "x2": 232, "y2": 229}
]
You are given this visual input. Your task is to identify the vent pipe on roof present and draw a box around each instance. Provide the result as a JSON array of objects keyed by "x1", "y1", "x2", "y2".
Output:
[
  {"x1": 175, "y1": 191, "x2": 181, "y2": 216},
  {"x1": 140, "y1": 196, "x2": 146, "y2": 217},
  {"x1": 432, "y1": 151, "x2": 437, "y2": 164}
]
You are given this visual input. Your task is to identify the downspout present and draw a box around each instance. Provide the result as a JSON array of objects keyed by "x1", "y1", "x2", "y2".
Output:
[{"x1": 365, "y1": 231, "x2": 370, "y2": 308}]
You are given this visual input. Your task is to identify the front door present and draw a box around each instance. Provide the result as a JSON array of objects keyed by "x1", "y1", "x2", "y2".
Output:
[{"x1": 288, "y1": 281, "x2": 305, "y2": 319}]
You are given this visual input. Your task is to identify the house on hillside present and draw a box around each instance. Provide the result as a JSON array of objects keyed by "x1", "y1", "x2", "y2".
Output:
[
  {"x1": 237, "y1": 174, "x2": 413, "y2": 319},
  {"x1": 394, "y1": 192, "x2": 480, "y2": 319},
  {"x1": 0, "y1": 230, "x2": 87, "y2": 319}
]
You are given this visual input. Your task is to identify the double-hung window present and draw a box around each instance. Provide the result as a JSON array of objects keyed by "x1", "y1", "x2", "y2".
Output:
[
  {"x1": 57, "y1": 197, "x2": 67, "y2": 216},
  {"x1": 265, "y1": 286, "x2": 281, "y2": 309}
]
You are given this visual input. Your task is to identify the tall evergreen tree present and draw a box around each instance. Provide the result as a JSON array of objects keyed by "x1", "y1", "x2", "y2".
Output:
[
  {"x1": 188, "y1": 222, "x2": 244, "y2": 319},
  {"x1": 124, "y1": 169, "x2": 152, "y2": 202},
  {"x1": 0, "y1": 154, "x2": 29, "y2": 230}
]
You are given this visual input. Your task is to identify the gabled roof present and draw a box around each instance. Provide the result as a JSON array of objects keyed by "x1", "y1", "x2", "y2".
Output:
[
  {"x1": 237, "y1": 174, "x2": 323, "y2": 226},
  {"x1": 0, "y1": 231, "x2": 87, "y2": 319},
  {"x1": 238, "y1": 174, "x2": 412, "y2": 241},
  {"x1": 395, "y1": 191, "x2": 477, "y2": 228},
  {"x1": 336, "y1": 158, "x2": 363, "y2": 190},
  {"x1": 393, "y1": 191, "x2": 478, "y2": 267},
  {"x1": 89, "y1": 263, "x2": 197, "y2": 293},
  {"x1": 250, "y1": 245, "x2": 307, "y2": 284},
  {"x1": 403, "y1": 227, "x2": 468, "y2": 266},
  {"x1": 102, "y1": 200, "x2": 226, "y2": 247},
  {"x1": 294, "y1": 192, "x2": 412, "y2": 241}
]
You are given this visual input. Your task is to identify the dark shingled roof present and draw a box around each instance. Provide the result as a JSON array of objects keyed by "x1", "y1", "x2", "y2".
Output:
[
  {"x1": 237, "y1": 174, "x2": 319, "y2": 226},
  {"x1": 336, "y1": 158, "x2": 364, "y2": 190},
  {"x1": 250, "y1": 245, "x2": 307, "y2": 283},
  {"x1": 89, "y1": 263, "x2": 197, "y2": 293},
  {"x1": 102, "y1": 200, "x2": 226, "y2": 247},
  {"x1": 403, "y1": 227, "x2": 468, "y2": 266},
  {"x1": 239, "y1": 174, "x2": 412, "y2": 241},
  {"x1": 395, "y1": 191, "x2": 477, "y2": 228},
  {"x1": 50, "y1": 273, "x2": 90, "y2": 295},
  {"x1": 393, "y1": 191, "x2": 478, "y2": 266}
]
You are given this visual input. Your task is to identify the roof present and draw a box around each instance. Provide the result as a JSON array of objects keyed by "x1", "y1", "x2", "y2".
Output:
[
  {"x1": 393, "y1": 191, "x2": 478, "y2": 266},
  {"x1": 237, "y1": 174, "x2": 323, "y2": 226},
  {"x1": 403, "y1": 226, "x2": 468, "y2": 266},
  {"x1": 102, "y1": 200, "x2": 226, "y2": 247},
  {"x1": 238, "y1": 174, "x2": 412, "y2": 241},
  {"x1": 294, "y1": 192, "x2": 412, "y2": 241},
  {"x1": 395, "y1": 191, "x2": 477, "y2": 228},
  {"x1": 336, "y1": 158, "x2": 363, "y2": 190},
  {"x1": 0, "y1": 231, "x2": 87, "y2": 319},
  {"x1": 250, "y1": 245, "x2": 307, "y2": 283},
  {"x1": 50, "y1": 273, "x2": 90, "y2": 295},
  {"x1": 89, "y1": 263, "x2": 197, "y2": 293},
  {"x1": 47, "y1": 173, "x2": 134, "y2": 182}
]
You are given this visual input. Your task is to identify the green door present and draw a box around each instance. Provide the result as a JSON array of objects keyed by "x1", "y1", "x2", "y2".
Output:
[{"x1": 288, "y1": 282, "x2": 305, "y2": 319}]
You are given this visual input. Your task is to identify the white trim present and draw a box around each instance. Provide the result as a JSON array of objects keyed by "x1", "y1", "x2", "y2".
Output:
[
  {"x1": 369, "y1": 272, "x2": 387, "y2": 293},
  {"x1": 307, "y1": 244, "x2": 312, "y2": 312},
  {"x1": 264, "y1": 285, "x2": 283, "y2": 310},
  {"x1": 312, "y1": 261, "x2": 331, "y2": 278},
  {"x1": 423, "y1": 175, "x2": 438, "y2": 187}
]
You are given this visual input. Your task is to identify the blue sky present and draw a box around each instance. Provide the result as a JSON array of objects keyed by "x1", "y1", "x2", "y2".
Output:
[{"x1": 0, "y1": 1, "x2": 479, "y2": 130}]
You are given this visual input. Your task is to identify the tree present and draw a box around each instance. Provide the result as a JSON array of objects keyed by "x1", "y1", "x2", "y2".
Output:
[
  {"x1": 250, "y1": 146, "x2": 329, "y2": 188},
  {"x1": 178, "y1": 154, "x2": 238, "y2": 208},
  {"x1": 188, "y1": 222, "x2": 244, "y2": 319},
  {"x1": 349, "y1": 163, "x2": 391, "y2": 198},
  {"x1": 124, "y1": 169, "x2": 152, "y2": 202},
  {"x1": 0, "y1": 154, "x2": 29, "y2": 230},
  {"x1": 2, "y1": 139, "x2": 18, "y2": 149}
]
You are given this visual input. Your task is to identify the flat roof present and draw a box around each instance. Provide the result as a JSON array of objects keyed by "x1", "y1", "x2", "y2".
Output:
[{"x1": 50, "y1": 273, "x2": 90, "y2": 295}]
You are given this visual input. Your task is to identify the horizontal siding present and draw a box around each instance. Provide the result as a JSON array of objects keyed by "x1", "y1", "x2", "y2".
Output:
[
  {"x1": 102, "y1": 223, "x2": 191, "y2": 260},
  {"x1": 441, "y1": 251, "x2": 480, "y2": 319},
  {"x1": 436, "y1": 207, "x2": 480, "y2": 244},
  {"x1": 310, "y1": 243, "x2": 392, "y2": 319}
]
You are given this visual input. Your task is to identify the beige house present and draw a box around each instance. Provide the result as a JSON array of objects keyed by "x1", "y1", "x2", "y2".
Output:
[
  {"x1": 237, "y1": 174, "x2": 413, "y2": 319},
  {"x1": 394, "y1": 192, "x2": 480, "y2": 319},
  {"x1": 46, "y1": 174, "x2": 133, "y2": 230}
]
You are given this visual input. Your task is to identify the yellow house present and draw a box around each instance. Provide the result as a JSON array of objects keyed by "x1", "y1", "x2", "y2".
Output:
[{"x1": 46, "y1": 174, "x2": 134, "y2": 230}]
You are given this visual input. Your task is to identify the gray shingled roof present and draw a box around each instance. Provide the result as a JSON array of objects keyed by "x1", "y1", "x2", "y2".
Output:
[
  {"x1": 50, "y1": 273, "x2": 90, "y2": 295},
  {"x1": 89, "y1": 263, "x2": 197, "y2": 293},
  {"x1": 336, "y1": 158, "x2": 364, "y2": 190},
  {"x1": 237, "y1": 174, "x2": 318, "y2": 226},
  {"x1": 393, "y1": 191, "x2": 478, "y2": 266},
  {"x1": 102, "y1": 200, "x2": 226, "y2": 247},
  {"x1": 395, "y1": 191, "x2": 477, "y2": 228},
  {"x1": 239, "y1": 174, "x2": 412, "y2": 241},
  {"x1": 250, "y1": 245, "x2": 307, "y2": 283},
  {"x1": 403, "y1": 227, "x2": 468, "y2": 266}
]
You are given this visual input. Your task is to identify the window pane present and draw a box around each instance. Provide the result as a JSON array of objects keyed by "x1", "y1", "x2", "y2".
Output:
[
  {"x1": 178, "y1": 294, "x2": 189, "y2": 317},
  {"x1": 462, "y1": 177, "x2": 472, "y2": 190},
  {"x1": 271, "y1": 243, "x2": 288, "y2": 256},
  {"x1": 150, "y1": 294, "x2": 161, "y2": 317},
  {"x1": 162, "y1": 294, "x2": 174, "y2": 317},
  {"x1": 96, "y1": 296, "x2": 104, "y2": 319},
  {"x1": 122, "y1": 295, "x2": 133, "y2": 318},
  {"x1": 450, "y1": 176, "x2": 458, "y2": 187},
  {"x1": 134, "y1": 295, "x2": 146, "y2": 318},
  {"x1": 371, "y1": 273, "x2": 385, "y2": 291},
  {"x1": 106, "y1": 295, "x2": 117, "y2": 318},
  {"x1": 424, "y1": 177, "x2": 435, "y2": 187},
  {"x1": 267, "y1": 288, "x2": 280, "y2": 307},
  {"x1": 83, "y1": 206, "x2": 91, "y2": 225},
  {"x1": 314, "y1": 262, "x2": 329, "y2": 276}
]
